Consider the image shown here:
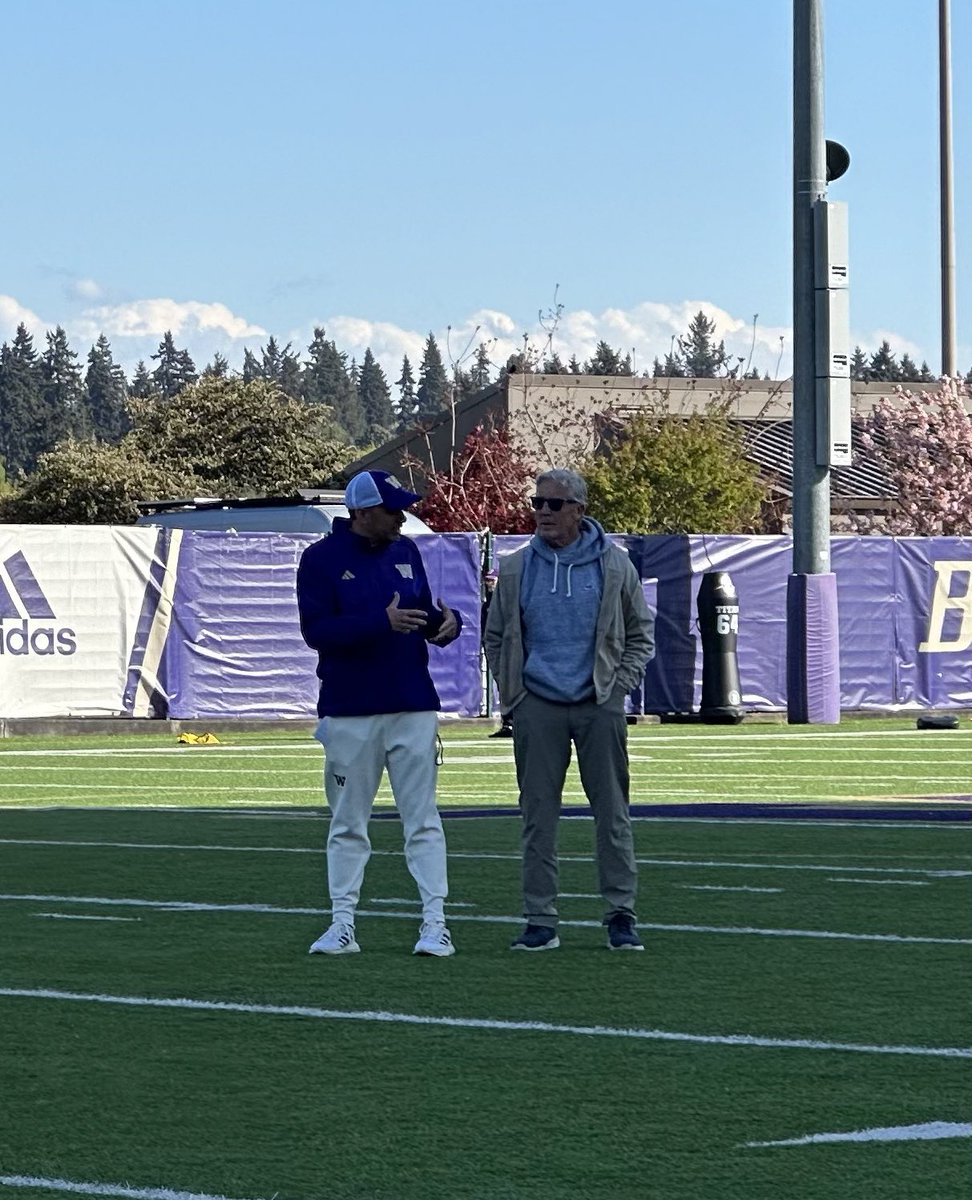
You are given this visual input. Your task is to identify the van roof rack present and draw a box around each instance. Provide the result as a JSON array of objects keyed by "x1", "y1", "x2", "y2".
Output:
[{"x1": 137, "y1": 490, "x2": 346, "y2": 515}]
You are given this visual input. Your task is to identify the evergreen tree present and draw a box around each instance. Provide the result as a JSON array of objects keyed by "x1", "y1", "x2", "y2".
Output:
[
  {"x1": 868, "y1": 340, "x2": 898, "y2": 382},
  {"x1": 0, "y1": 324, "x2": 46, "y2": 475},
  {"x1": 129, "y1": 360, "x2": 158, "y2": 399},
  {"x1": 259, "y1": 336, "x2": 302, "y2": 399},
  {"x1": 201, "y1": 352, "x2": 230, "y2": 379},
  {"x1": 83, "y1": 334, "x2": 130, "y2": 443},
  {"x1": 850, "y1": 346, "x2": 870, "y2": 381},
  {"x1": 453, "y1": 367, "x2": 480, "y2": 404},
  {"x1": 303, "y1": 327, "x2": 365, "y2": 443},
  {"x1": 358, "y1": 348, "x2": 394, "y2": 431},
  {"x1": 654, "y1": 351, "x2": 686, "y2": 377},
  {"x1": 242, "y1": 348, "x2": 261, "y2": 383},
  {"x1": 541, "y1": 352, "x2": 565, "y2": 374},
  {"x1": 151, "y1": 331, "x2": 197, "y2": 399},
  {"x1": 40, "y1": 326, "x2": 83, "y2": 448},
  {"x1": 416, "y1": 332, "x2": 450, "y2": 422},
  {"x1": 469, "y1": 344, "x2": 493, "y2": 389},
  {"x1": 585, "y1": 341, "x2": 624, "y2": 375},
  {"x1": 567, "y1": 355, "x2": 583, "y2": 374},
  {"x1": 679, "y1": 311, "x2": 728, "y2": 377},
  {"x1": 919, "y1": 360, "x2": 935, "y2": 383},
  {"x1": 395, "y1": 355, "x2": 417, "y2": 431},
  {"x1": 898, "y1": 353, "x2": 922, "y2": 383}
]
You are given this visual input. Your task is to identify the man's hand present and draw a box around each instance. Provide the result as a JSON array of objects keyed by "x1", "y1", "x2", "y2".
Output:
[
  {"x1": 387, "y1": 591, "x2": 428, "y2": 633},
  {"x1": 429, "y1": 598, "x2": 458, "y2": 645}
]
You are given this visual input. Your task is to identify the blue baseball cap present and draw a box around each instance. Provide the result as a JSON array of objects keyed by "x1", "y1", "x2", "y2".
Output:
[{"x1": 344, "y1": 470, "x2": 422, "y2": 512}]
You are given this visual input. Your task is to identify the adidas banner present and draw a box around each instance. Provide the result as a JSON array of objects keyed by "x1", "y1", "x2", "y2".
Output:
[{"x1": 0, "y1": 526, "x2": 179, "y2": 718}]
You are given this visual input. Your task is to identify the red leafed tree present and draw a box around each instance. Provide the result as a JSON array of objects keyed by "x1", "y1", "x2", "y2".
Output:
[
  {"x1": 856, "y1": 380, "x2": 972, "y2": 534},
  {"x1": 410, "y1": 422, "x2": 536, "y2": 532}
]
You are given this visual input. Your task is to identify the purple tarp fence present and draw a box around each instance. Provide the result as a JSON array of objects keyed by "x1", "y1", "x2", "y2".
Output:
[
  {"x1": 160, "y1": 531, "x2": 972, "y2": 718},
  {"x1": 163, "y1": 531, "x2": 482, "y2": 719}
]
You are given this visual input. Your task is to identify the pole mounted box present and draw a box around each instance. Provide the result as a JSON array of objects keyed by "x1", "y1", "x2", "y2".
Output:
[
  {"x1": 814, "y1": 200, "x2": 849, "y2": 289},
  {"x1": 813, "y1": 199, "x2": 851, "y2": 467},
  {"x1": 814, "y1": 288, "x2": 850, "y2": 378},
  {"x1": 815, "y1": 377, "x2": 852, "y2": 466}
]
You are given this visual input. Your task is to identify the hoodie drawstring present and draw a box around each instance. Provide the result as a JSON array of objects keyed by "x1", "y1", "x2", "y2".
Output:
[{"x1": 549, "y1": 557, "x2": 574, "y2": 598}]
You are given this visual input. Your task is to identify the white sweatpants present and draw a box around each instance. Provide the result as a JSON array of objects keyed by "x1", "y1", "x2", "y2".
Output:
[{"x1": 316, "y1": 711, "x2": 448, "y2": 925}]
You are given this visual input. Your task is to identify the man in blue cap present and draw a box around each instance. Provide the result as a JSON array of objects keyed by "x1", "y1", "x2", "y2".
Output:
[{"x1": 297, "y1": 470, "x2": 463, "y2": 957}]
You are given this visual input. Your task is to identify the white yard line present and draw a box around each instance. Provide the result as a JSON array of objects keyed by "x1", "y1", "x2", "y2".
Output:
[
  {"x1": 31, "y1": 913, "x2": 142, "y2": 922},
  {"x1": 746, "y1": 1121, "x2": 972, "y2": 1147},
  {"x1": 827, "y1": 878, "x2": 930, "y2": 886},
  {"x1": 1, "y1": 893, "x2": 968, "y2": 945},
  {"x1": 1, "y1": 838, "x2": 968, "y2": 877},
  {"x1": 678, "y1": 885, "x2": 784, "y2": 893},
  {"x1": 1, "y1": 986, "x2": 969, "y2": 1060},
  {"x1": 0, "y1": 1173, "x2": 273, "y2": 1200}
]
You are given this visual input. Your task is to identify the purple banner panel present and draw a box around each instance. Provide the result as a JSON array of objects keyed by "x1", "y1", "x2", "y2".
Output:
[
  {"x1": 166, "y1": 532, "x2": 319, "y2": 719},
  {"x1": 637, "y1": 536, "x2": 793, "y2": 713},
  {"x1": 891, "y1": 537, "x2": 972, "y2": 709},
  {"x1": 164, "y1": 531, "x2": 483, "y2": 720},
  {"x1": 831, "y1": 537, "x2": 898, "y2": 710},
  {"x1": 413, "y1": 533, "x2": 483, "y2": 717}
]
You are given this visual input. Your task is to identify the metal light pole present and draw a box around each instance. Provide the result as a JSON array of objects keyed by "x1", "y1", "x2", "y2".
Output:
[
  {"x1": 792, "y1": 0, "x2": 829, "y2": 575},
  {"x1": 787, "y1": 0, "x2": 841, "y2": 724},
  {"x1": 940, "y1": 0, "x2": 957, "y2": 377}
]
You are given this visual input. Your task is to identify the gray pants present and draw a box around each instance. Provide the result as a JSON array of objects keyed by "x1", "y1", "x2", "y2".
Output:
[{"x1": 512, "y1": 690, "x2": 637, "y2": 928}]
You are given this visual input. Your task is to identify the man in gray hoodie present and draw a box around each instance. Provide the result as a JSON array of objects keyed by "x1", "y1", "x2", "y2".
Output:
[{"x1": 484, "y1": 468, "x2": 654, "y2": 951}]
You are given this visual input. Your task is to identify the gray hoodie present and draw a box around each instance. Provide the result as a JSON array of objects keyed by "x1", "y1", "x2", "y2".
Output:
[
  {"x1": 484, "y1": 519, "x2": 654, "y2": 712},
  {"x1": 520, "y1": 519, "x2": 606, "y2": 702}
]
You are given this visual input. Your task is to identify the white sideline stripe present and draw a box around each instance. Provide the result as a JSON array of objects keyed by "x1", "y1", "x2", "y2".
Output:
[
  {"x1": 0, "y1": 1173, "x2": 270, "y2": 1199},
  {"x1": 2, "y1": 987, "x2": 969, "y2": 1060},
  {"x1": 679, "y1": 885, "x2": 784, "y2": 894},
  {"x1": 31, "y1": 912, "x2": 141, "y2": 922},
  {"x1": 828, "y1": 878, "x2": 930, "y2": 887},
  {"x1": 4, "y1": 838, "x2": 967, "y2": 878},
  {"x1": 746, "y1": 1121, "x2": 972, "y2": 1147},
  {"x1": 2, "y1": 894, "x2": 969, "y2": 945}
]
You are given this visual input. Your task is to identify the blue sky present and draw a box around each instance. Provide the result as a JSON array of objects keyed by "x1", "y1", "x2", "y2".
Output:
[{"x1": 1, "y1": 0, "x2": 968, "y2": 386}]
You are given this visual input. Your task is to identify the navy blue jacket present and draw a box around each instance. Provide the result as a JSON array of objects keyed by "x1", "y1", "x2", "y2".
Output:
[{"x1": 296, "y1": 518, "x2": 462, "y2": 717}]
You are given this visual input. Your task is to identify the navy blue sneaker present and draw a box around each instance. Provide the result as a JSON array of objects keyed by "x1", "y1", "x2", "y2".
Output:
[
  {"x1": 510, "y1": 924, "x2": 560, "y2": 951},
  {"x1": 607, "y1": 914, "x2": 644, "y2": 951}
]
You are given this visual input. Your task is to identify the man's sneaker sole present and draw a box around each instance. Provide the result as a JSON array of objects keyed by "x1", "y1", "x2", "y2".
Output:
[
  {"x1": 413, "y1": 943, "x2": 456, "y2": 957},
  {"x1": 308, "y1": 942, "x2": 361, "y2": 955},
  {"x1": 308, "y1": 926, "x2": 361, "y2": 955},
  {"x1": 511, "y1": 935, "x2": 560, "y2": 952},
  {"x1": 607, "y1": 941, "x2": 645, "y2": 951}
]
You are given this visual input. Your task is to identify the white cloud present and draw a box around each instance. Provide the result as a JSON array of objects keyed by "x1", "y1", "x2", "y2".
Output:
[
  {"x1": 70, "y1": 278, "x2": 103, "y2": 300},
  {"x1": 303, "y1": 300, "x2": 797, "y2": 386},
  {"x1": 75, "y1": 298, "x2": 266, "y2": 341},
  {"x1": 0, "y1": 294, "x2": 45, "y2": 340},
  {"x1": 860, "y1": 328, "x2": 926, "y2": 362}
]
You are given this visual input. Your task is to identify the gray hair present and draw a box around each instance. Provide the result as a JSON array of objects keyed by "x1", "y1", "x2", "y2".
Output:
[{"x1": 536, "y1": 468, "x2": 587, "y2": 505}]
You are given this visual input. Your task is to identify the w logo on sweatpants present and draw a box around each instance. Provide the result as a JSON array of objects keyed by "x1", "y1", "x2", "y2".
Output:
[{"x1": 333, "y1": 773, "x2": 347, "y2": 786}]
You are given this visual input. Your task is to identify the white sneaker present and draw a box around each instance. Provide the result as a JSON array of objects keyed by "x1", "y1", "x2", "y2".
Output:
[
  {"x1": 308, "y1": 922, "x2": 360, "y2": 955},
  {"x1": 413, "y1": 921, "x2": 456, "y2": 957}
]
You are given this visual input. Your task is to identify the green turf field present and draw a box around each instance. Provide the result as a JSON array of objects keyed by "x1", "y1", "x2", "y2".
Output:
[
  {"x1": 0, "y1": 717, "x2": 971, "y2": 810},
  {"x1": 1, "y1": 721, "x2": 971, "y2": 1200}
]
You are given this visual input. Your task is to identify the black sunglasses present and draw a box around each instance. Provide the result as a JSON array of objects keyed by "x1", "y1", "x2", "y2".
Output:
[{"x1": 530, "y1": 496, "x2": 580, "y2": 512}]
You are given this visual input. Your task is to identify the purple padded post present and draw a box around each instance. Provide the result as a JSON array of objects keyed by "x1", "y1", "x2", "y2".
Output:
[{"x1": 786, "y1": 573, "x2": 841, "y2": 724}]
